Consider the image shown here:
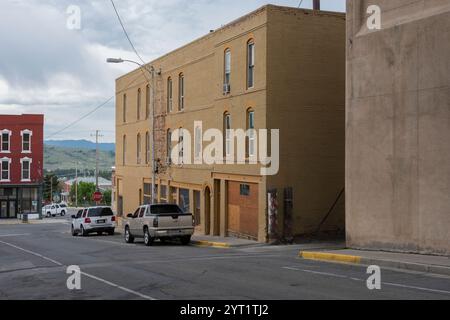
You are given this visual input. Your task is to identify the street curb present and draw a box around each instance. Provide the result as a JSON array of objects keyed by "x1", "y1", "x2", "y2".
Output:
[
  {"x1": 299, "y1": 251, "x2": 450, "y2": 276},
  {"x1": 191, "y1": 240, "x2": 231, "y2": 249},
  {"x1": 300, "y1": 251, "x2": 361, "y2": 264}
]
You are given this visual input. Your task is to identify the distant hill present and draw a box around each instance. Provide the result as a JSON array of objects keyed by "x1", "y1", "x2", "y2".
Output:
[
  {"x1": 45, "y1": 140, "x2": 115, "y2": 152},
  {"x1": 44, "y1": 145, "x2": 115, "y2": 171}
]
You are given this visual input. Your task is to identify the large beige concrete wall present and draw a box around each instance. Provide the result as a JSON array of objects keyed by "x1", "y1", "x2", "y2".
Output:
[
  {"x1": 266, "y1": 7, "x2": 346, "y2": 237},
  {"x1": 346, "y1": 0, "x2": 450, "y2": 255}
]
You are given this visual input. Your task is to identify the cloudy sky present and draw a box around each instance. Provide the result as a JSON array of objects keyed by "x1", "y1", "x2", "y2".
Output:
[{"x1": 0, "y1": 0, "x2": 345, "y2": 143}]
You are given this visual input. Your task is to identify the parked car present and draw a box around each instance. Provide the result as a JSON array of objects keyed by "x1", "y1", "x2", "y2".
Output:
[
  {"x1": 71, "y1": 207, "x2": 116, "y2": 237},
  {"x1": 57, "y1": 204, "x2": 67, "y2": 216},
  {"x1": 42, "y1": 203, "x2": 67, "y2": 217},
  {"x1": 124, "y1": 204, "x2": 194, "y2": 246},
  {"x1": 42, "y1": 204, "x2": 57, "y2": 217}
]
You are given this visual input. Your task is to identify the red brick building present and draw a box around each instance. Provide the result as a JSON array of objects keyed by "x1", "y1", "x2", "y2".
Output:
[{"x1": 0, "y1": 114, "x2": 44, "y2": 219}]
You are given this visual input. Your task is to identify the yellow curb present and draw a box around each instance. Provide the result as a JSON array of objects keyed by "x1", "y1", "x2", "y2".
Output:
[
  {"x1": 299, "y1": 251, "x2": 361, "y2": 264},
  {"x1": 192, "y1": 240, "x2": 231, "y2": 249}
]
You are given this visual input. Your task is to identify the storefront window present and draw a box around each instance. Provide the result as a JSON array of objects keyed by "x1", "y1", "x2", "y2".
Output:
[
  {"x1": 21, "y1": 188, "x2": 38, "y2": 213},
  {"x1": 179, "y1": 188, "x2": 190, "y2": 213}
]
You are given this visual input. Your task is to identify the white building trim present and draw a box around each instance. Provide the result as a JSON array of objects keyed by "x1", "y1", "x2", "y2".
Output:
[
  {"x1": 21, "y1": 129, "x2": 33, "y2": 153},
  {"x1": 20, "y1": 157, "x2": 33, "y2": 182},
  {"x1": 0, "y1": 157, "x2": 12, "y2": 182},
  {"x1": 0, "y1": 129, "x2": 12, "y2": 153}
]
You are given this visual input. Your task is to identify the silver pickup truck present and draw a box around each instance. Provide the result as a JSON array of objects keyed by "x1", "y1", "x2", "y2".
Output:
[{"x1": 124, "y1": 204, "x2": 194, "y2": 246}]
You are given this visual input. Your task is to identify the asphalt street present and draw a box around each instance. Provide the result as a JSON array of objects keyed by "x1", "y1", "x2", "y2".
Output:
[{"x1": 0, "y1": 211, "x2": 449, "y2": 300}]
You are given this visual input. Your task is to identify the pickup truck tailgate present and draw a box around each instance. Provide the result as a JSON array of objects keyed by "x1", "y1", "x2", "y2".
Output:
[{"x1": 158, "y1": 214, "x2": 193, "y2": 229}]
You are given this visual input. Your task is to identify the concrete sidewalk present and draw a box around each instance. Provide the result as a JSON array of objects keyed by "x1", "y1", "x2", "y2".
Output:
[
  {"x1": 299, "y1": 249, "x2": 450, "y2": 276},
  {"x1": 0, "y1": 219, "x2": 68, "y2": 225},
  {"x1": 191, "y1": 235, "x2": 262, "y2": 248}
]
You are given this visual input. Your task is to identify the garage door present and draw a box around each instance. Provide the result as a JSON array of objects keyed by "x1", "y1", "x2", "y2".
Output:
[{"x1": 227, "y1": 181, "x2": 259, "y2": 239}]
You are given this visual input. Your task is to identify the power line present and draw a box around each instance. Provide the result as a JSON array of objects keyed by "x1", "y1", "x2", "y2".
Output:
[
  {"x1": 298, "y1": 0, "x2": 305, "y2": 8},
  {"x1": 45, "y1": 97, "x2": 113, "y2": 140},
  {"x1": 45, "y1": 72, "x2": 143, "y2": 140},
  {"x1": 110, "y1": 0, "x2": 146, "y2": 65}
]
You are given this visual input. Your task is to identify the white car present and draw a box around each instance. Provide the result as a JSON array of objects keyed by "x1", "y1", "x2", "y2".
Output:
[
  {"x1": 71, "y1": 207, "x2": 116, "y2": 237},
  {"x1": 42, "y1": 205, "x2": 58, "y2": 217},
  {"x1": 42, "y1": 204, "x2": 67, "y2": 217}
]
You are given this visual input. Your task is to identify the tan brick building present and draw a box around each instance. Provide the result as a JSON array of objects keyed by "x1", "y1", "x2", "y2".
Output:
[{"x1": 114, "y1": 5, "x2": 345, "y2": 242}]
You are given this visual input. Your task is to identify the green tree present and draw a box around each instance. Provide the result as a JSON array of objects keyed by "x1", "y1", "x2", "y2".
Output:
[
  {"x1": 70, "y1": 182, "x2": 96, "y2": 207},
  {"x1": 102, "y1": 189, "x2": 112, "y2": 206},
  {"x1": 43, "y1": 174, "x2": 61, "y2": 202}
]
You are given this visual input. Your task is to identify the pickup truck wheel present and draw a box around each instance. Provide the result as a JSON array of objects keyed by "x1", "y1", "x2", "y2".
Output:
[
  {"x1": 61, "y1": 211, "x2": 66, "y2": 216},
  {"x1": 144, "y1": 228, "x2": 154, "y2": 247},
  {"x1": 181, "y1": 236, "x2": 191, "y2": 245},
  {"x1": 124, "y1": 227, "x2": 134, "y2": 244}
]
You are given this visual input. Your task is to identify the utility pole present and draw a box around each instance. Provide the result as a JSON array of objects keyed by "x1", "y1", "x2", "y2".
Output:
[
  {"x1": 50, "y1": 177, "x2": 53, "y2": 203},
  {"x1": 151, "y1": 66, "x2": 156, "y2": 204},
  {"x1": 75, "y1": 163, "x2": 78, "y2": 208},
  {"x1": 91, "y1": 130, "x2": 104, "y2": 191}
]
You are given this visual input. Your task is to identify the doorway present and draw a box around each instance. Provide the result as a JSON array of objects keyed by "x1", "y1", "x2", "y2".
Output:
[
  {"x1": 204, "y1": 187, "x2": 211, "y2": 235},
  {"x1": 0, "y1": 200, "x2": 17, "y2": 219}
]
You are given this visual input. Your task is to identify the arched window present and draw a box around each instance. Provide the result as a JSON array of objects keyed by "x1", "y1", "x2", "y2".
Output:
[
  {"x1": 247, "y1": 40, "x2": 255, "y2": 89},
  {"x1": 223, "y1": 112, "x2": 231, "y2": 156},
  {"x1": 145, "y1": 132, "x2": 150, "y2": 164},
  {"x1": 167, "y1": 129, "x2": 172, "y2": 164},
  {"x1": 137, "y1": 133, "x2": 141, "y2": 164},
  {"x1": 122, "y1": 135, "x2": 127, "y2": 165},
  {"x1": 123, "y1": 94, "x2": 127, "y2": 123},
  {"x1": 167, "y1": 77, "x2": 173, "y2": 113},
  {"x1": 146, "y1": 85, "x2": 150, "y2": 119},
  {"x1": 178, "y1": 73, "x2": 184, "y2": 111},
  {"x1": 224, "y1": 49, "x2": 231, "y2": 94},
  {"x1": 246, "y1": 109, "x2": 255, "y2": 157},
  {"x1": 137, "y1": 89, "x2": 141, "y2": 121}
]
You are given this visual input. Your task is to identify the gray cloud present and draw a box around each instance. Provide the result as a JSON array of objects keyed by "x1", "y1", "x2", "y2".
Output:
[{"x1": 0, "y1": 0, "x2": 345, "y2": 143}]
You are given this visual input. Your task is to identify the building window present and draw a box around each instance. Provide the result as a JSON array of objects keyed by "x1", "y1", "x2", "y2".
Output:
[
  {"x1": 160, "y1": 185, "x2": 168, "y2": 203},
  {"x1": 224, "y1": 49, "x2": 231, "y2": 94},
  {"x1": 137, "y1": 134, "x2": 141, "y2": 164},
  {"x1": 137, "y1": 88, "x2": 141, "y2": 121},
  {"x1": 123, "y1": 94, "x2": 127, "y2": 123},
  {"x1": 240, "y1": 184, "x2": 250, "y2": 196},
  {"x1": 143, "y1": 183, "x2": 152, "y2": 204},
  {"x1": 179, "y1": 188, "x2": 190, "y2": 213},
  {"x1": 178, "y1": 73, "x2": 184, "y2": 111},
  {"x1": 247, "y1": 109, "x2": 255, "y2": 157},
  {"x1": 1, "y1": 130, "x2": 11, "y2": 152},
  {"x1": 167, "y1": 77, "x2": 173, "y2": 113},
  {"x1": 167, "y1": 129, "x2": 172, "y2": 164},
  {"x1": 145, "y1": 132, "x2": 150, "y2": 165},
  {"x1": 178, "y1": 128, "x2": 184, "y2": 162},
  {"x1": 21, "y1": 158, "x2": 32, "y2": 181},
  {"x1": 146, "y1": 85, "x2": 150, "y2": 119},
  {"x1": 21, "y1": 130, "x2": 32, "y2": 153},
  {"x1": 224, "y1": 113, "x2": 232, "y2": 156},
  {"x1": 195, "y1": 124, "x2": 202, "y2": 160},
  {"x1": 122, "y1": 135, "x2": 127, "y2": 165},
  {"x1": 0, "y1": 158, "x2": 11, "y2": 181},
  {"x1": 21, "y1": 188, "x2": 38, "y2": 214},
  {"x1": 247, "y1": 40, "x2": 255, "y2": 88}
]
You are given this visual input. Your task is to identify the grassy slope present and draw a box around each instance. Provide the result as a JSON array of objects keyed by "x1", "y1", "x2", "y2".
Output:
[{"x1": 44, "y1": 145, "x2": 115, "y2": 171}]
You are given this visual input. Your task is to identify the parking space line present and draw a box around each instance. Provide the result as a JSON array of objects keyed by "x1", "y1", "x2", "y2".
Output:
[
  {"x1": 282, "y1": 266, "x2": 450, "y2": 295},
  {"x1": 0, "y1": 239, "x2": 64, "y2": 266},
  {"x1": 0, "y1": 239, "x2": 157, "y2": 300},
  {"x1": 0, "y1": 234, "x2": 30, "y2": 238}
]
